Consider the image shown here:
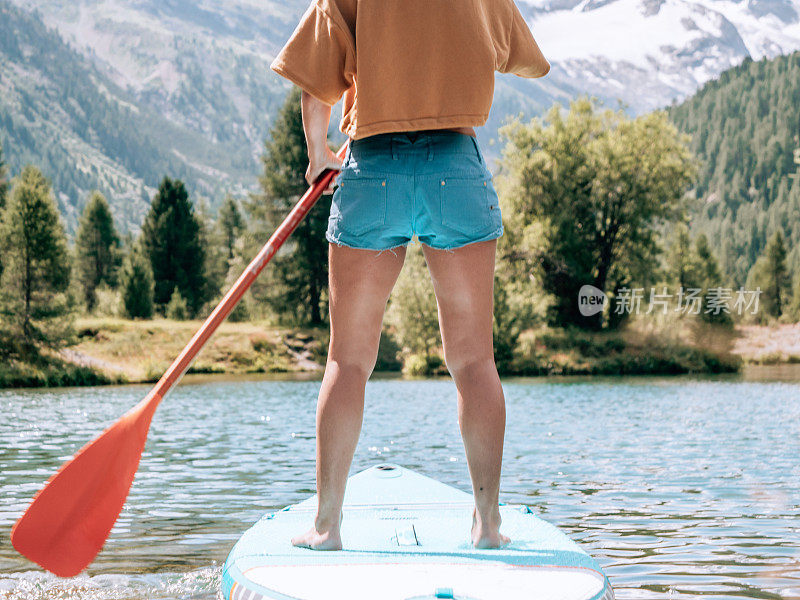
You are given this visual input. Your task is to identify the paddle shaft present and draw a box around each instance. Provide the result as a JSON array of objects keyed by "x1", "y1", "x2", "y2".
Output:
[
  {"x1": 133, "y1": 141, "x2": 348, "y2": 415},
  {"x1": 10, "y1": 141, "x2": 348, "y2": 577}
]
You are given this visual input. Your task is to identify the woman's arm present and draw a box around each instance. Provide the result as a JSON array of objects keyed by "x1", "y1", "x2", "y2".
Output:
[{"x1": 302, "y1": 90, "x2": 345, "y2": 194}]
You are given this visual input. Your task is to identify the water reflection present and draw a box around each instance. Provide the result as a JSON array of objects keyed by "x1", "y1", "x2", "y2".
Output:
[{"x1": 1, "y1": 375, "x2": 799, "y2": 599}]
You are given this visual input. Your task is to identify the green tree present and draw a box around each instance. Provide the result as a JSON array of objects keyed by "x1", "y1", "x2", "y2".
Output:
[
  {"x1": 790, "y1": 275, "x2": 800, "y2": 322},
  {"x1": 75, "y1": 191, "x2": 120, "y2": 310},
  {"x1": 205, "y1": 194, "x2": 245, "y2": 300},
  {"x1": 694, "y1": 234, "x2": 731, "y2": 324},
  {"x1": 246, "y1": 87, "x2": 331, "y2": 325},
  {"x1": 666, "y1": 223, "x2": 700, "y2": 289},
  {"x1": 749, "y1": 230, "x2": 791, "y2": 318},
  {"x1": 385, "y1": 246, "x2": 440, "y2": 358},
  {"x1": 119, "y1": 245, "x2": 154, "y2": 319},
  {"x1": 0, "y1": 138, "x2": 8, "y2": 210},
  {"x1": 141, "y1": 176, "x2": 207, "y2": 316},
  {"x1": 195, "y1": 197, "x2": 226, "y2": 303},
  {"x1": 0, "y1": 166, "x2": 72, "y2": 352},
  {"x1": 217, "y1": 194, "x2": 244, "y2": 265},
  {"x1": 500, "y1": 98, "x2": 696, "y2": 329}
]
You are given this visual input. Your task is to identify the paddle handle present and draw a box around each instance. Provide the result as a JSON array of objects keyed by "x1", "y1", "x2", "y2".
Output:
[{"x1": 133, "y1": 141, "x2": 348, "y2": 414}]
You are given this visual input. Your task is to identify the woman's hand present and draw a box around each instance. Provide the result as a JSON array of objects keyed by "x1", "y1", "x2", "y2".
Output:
[
  {"x1": 301, "y1": 90, "x2": 344, "y2": 194},
  {"x1": 306, "y1": 145, "x2": 344, "y2": 194}
]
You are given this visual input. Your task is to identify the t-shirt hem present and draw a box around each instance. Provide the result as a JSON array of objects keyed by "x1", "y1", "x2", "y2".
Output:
[{"x1": 344, "y1": 114, "x2": 489, "y2": 140}]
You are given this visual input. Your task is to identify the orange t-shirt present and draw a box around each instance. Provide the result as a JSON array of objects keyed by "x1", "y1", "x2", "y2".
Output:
[{"x1": 270, "y1": 0, "x2": 549, "y2": 140}]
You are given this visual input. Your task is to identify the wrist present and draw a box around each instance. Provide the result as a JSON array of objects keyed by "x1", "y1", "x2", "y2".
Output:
[{"x1": 308, "y1": 143, "x2": 330, "y2": 163}]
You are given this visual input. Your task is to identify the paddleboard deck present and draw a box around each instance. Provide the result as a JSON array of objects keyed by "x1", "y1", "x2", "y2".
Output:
[{"x1": 221, "y1": 464, "x2": 614, "y2": 600}]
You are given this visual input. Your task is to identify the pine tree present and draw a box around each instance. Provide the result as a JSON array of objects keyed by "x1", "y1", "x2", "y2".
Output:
[
  {"x1": 217, "y1": 194, "x2": 244, "y2": 265},
  {"x1": 694, "y1": 234, "x2": 731, "y2": 324},
  {"x1": 666, "y1": 223, "x2": 699, "y2": 289},
  {"x1": 790, "y1": 275, "x2": 800, "y2": 322},
  {"x1": 761, "y1": 230, "x2": 791, "y2": 318},
  {"x1": 0, "y1": 166, "x2": 72, "y2": 352},
  {"x1": 247, "y1": 87, "x2": 331, "y2": 326},
  {"x1": 140, "y1": 176, "x2": 207, "y2": 316},
  {"x1": 75, "y1": 191, "x2": 120, "y2": 311},
  {"x1": 0, "y1": 138, "x2": 8, "y2": 210},
  {"x1": 195, "y1": 197, "x2": 225, "y2": 303},
  {"x1": 119, "y1": 245, "x2": 155, "y2": 319}
]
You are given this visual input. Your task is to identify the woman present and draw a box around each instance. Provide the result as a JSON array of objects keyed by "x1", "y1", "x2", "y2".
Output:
[{"x1": 270, "y1": 0, "x2": 549, "y2": 550}]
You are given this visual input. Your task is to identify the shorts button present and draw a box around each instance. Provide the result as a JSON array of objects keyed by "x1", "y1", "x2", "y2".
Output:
[
  {"x1": 382, "y1": 181, "x2": 386, "y2": 186},
  {"x1": 441, "y1": 181, "x2": 446, "y2": 186}
]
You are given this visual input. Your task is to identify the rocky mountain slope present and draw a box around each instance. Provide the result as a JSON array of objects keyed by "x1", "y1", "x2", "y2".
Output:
[{"x1": 2, "y1": 0, "x2": 799, "y2": 233}]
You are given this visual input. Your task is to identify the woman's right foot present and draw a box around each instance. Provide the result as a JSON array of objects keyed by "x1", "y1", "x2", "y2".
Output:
[
  {"x1": 291, "y1": 526, "x2": 342, "y2": 550},
  {"x1": 291, "y1": 514, "x2": 343, "y2": 550}
]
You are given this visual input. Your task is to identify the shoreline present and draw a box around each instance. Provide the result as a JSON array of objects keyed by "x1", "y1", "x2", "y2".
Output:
[{"x1": 3, "y1": 318, "x2": 799, "y2": 390}]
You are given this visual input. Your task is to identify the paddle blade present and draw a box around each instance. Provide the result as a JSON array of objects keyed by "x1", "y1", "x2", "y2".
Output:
[{"x1": 11, "y1": 397, "x2": 158, "y2": 577}]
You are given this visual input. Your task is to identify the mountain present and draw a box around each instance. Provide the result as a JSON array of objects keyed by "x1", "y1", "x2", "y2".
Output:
[
  {"x1": 668, "y1": 51, "x2": 800, "y2": 286},
  {"x1": 0, "y1": 0, "x2": 564, "y2": 235},
  {"x1": 0, "y1": 1, "x2": 260, "y2": 233},
  {"x1": 2, "y1": 0, "x2": 799, "y2": 235},
  {"x1": 521, "y1": 0, "x2": 800, "y2": 112}
]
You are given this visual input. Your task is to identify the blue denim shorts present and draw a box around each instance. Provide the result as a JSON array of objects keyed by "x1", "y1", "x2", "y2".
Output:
[{"x1": 326, "y1": 130, "x2": 503, "y2": 251}]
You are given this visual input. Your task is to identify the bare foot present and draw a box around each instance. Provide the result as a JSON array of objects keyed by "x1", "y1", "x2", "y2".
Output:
[
  {"x1": 471, "y1": 507, "x2": 510, "y2": 549},
  {"x1": 291, "y1": 514, "x2": 343, "y2": 551}
]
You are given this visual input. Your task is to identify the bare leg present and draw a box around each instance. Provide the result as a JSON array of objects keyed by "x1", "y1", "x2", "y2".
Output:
[
  {"x1": 292, "y1": 244, "x2": 406, "y2": 550},
  {"x1": 421, "y1": 240, "x2": 509, "y2": 548}
]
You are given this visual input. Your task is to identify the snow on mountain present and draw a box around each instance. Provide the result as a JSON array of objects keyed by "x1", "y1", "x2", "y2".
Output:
[
  {"x1": 521, "y1": 0, "x2": 800, "y2": 110},
  {"x1": 3, "y1": 0, "x2": 800, "y2": 229},
  {"x1": 16, "y1": 0, "x2": 800, "y2": 122}
]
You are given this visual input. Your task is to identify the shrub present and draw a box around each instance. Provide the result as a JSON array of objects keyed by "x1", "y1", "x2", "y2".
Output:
[{"x1": 165, "y1": 287, "x2": 190, "y2": 321}]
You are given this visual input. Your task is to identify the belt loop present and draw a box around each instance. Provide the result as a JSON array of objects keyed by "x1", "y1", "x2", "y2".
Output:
[
  {"x1": 470, "y1": 136, "x2": 484, "y2": 166},
  {"x1": 391, "y1": 137, "x2": 399, "y2": 160},
  {"x1": 426, "y1": 136, "x2": 433, "y2": 161}
]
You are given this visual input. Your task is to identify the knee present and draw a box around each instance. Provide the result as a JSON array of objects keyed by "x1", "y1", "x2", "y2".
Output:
[
  {"x1": 445, "y1": 354, "x2": 498, "y2": 386},
  {"x1": 326, "y1": 356, "x2": 376, "y2": 382}
]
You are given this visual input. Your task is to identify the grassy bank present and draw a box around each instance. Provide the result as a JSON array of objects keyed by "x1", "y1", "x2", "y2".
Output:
[
  {"x1": 0, "y1": 355, "x2": 123, "y2": 388},
  {"x1": 65, "y1": 317, "x2": 328, "y2": 383},
  {"x1": 503, "y1": 327, "x2": 741, "y2": 376},
  {"x1": 4, "y1": 315, "x2": 780, "y2": 389}
]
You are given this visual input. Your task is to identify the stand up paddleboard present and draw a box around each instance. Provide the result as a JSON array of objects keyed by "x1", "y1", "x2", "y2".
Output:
[{"x1": 221, "y1": 464, "x2": 614, "y2": 600}]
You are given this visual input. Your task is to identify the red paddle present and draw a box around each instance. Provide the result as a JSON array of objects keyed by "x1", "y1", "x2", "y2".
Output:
[{"x1": 11, "y1": 142, "x2": 348, "y2": 577}]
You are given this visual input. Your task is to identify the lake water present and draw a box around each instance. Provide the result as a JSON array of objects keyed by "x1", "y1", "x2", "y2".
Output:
[{"x1": 1, "y1": 371, "x2": 799, "y2": 599}]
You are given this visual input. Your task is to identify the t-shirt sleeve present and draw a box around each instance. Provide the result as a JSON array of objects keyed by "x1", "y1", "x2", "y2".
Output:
[
  {"x1": 497, "y1": 1, "x2": 550, "y2": 78},
  {"x1": 270, "y1": 1, "x2": 356, "y2": 106}
]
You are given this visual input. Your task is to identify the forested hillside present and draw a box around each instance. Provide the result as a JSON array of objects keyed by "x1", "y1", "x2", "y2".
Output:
[
  {"x1": 669, "y1": 52, "x2": 800, "y2": 287},
  {"x1": 0, "y1": 2, "x2": 255, "y2": 233}
]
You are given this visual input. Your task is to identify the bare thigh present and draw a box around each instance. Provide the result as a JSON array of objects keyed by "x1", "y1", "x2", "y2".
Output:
[
  {"x1": 421, "y1": 240, "x2": 496, "y2": 372},
  {"x1": 328, "y1": 244, "x2": 407, "y2": 372}
]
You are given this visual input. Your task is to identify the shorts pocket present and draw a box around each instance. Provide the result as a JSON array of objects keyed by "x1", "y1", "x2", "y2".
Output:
[
  {"x1": 439, "y1": 175, "x2": 499, "y2": 236},
  {"x1": 331, "y1": 176, "x2": 388, "y2": 236}
]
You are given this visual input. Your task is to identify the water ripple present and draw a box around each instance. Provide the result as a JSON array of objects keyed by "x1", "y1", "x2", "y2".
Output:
[{"x1": 1, "y1": 376, "x2": 799, "y2": 599}]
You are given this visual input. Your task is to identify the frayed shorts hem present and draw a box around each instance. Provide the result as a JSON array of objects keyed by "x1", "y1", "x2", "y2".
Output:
[
  {"x1": 420, "y1": 226, "x2": 504, "y2": 252},
  {"x1": 326, "y1": 232, "x2": 411, "y2": 254},
  {"x1": 325, "y1": 226, "x2": 503, "y2": 254}
]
